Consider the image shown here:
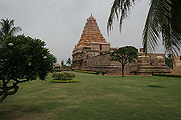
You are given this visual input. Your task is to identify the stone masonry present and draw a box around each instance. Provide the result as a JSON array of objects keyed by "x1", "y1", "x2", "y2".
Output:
[
  {"x1": 72, "y1": 15, "x2": 171, "y2": 75},
  {"x1": 172, "y1": 56, "x2": 181, "y2": 74}
]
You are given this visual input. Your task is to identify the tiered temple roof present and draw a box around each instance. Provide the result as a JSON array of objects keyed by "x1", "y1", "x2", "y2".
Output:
[{"x1": 73, "y1": 15, "x2": 107, "y2": 54}]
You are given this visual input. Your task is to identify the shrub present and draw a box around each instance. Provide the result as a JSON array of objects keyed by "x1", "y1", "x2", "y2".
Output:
[
  {"x1": 96, "y1": 71, "x2": 107, "y2": 75},
  {"x1": 101, "y1": 71, "x2": 107, "y2": 75},
  {"x1": 96, "y1": 71, "x2": 101, "y2": 75},
  {"x1": 73, "y1": 70, "x2": 97, "y2": 74},
  {"x1": 52, "y1": 72, "x2": 75, "y2": 80},
  {"x1": 152, "y1": 73, "x2": 181, "y2": 78},
  {"x1": 73, "y1": 70, "x2": 107, "y2": 75},
  {"x1": 52, "y1": 79, "x2": 78, "y2": 83}
]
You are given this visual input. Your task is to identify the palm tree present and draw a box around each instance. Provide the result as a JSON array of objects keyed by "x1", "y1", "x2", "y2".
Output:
[
  {"x1": 0, "y1": 19, "x2": 21, "y2": 43},
  {"x1": 107, "y1": 0, "x2": 181, "y2": 55}
]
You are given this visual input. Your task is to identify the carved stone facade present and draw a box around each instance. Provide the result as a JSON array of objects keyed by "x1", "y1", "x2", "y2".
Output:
[
  {"x1": 72, "y1": 15, "x2": 112, "y2": 70},
  {"x1": 72, "y1": 15, "x2": 170, "y2": 75},
  {"x1": 135, "y1": 52, "x2": 171, "y2": 75},
  {"x1": 172, "y1": 56, "x2": 181, "y2": 75}
]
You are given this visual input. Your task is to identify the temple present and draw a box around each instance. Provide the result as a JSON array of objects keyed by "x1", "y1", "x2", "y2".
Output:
[
  {"x1": 172, "y1": 56, "x2": 181, "y2": 74},
  {"x1": 72, "y1": 15, "x2": 113, "y2": 69},
  {"x1": 72, "y1": 15, "x2": 171, "y2": 75}
]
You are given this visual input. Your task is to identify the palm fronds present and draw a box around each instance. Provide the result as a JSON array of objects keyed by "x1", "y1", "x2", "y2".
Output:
[
  {"x1": 143, "y1": 0, "x2": 181, "y2": 54},
  {"x1": 0, "y1": 19, "x2": 21, "y2": 43},
  {"x1": 107, "y1": 0, "x2": 137, "y2": 32},
  {"x1": 107, "y1": 0, "x2": 181, "y2": 55},
  {"x1": 142, "y1": 0, "x2": 170, "y2": 53},
  {"x1": 161, "y1": 0, "x2": 181, "y2": 54}
]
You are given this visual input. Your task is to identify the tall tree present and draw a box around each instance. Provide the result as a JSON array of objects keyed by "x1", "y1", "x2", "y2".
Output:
[
  {"x1": 0, "y1": 35, "x2": 56, "y2": 103},
  {"x1": 0, "y1": 19, "x2": 21, "y2": 43},
  {"x1": 61, "y1": 60, "x2": 64, "y2": 66},
  {"x1": 107, "y1": 0, "x2": 181, "y2": 55},
  {"x1": 111, "y1": 46, "x2": 138, "y2": 77},
  {"x1": 66, "y1": 58, "x2": 72, "y2": 66}
]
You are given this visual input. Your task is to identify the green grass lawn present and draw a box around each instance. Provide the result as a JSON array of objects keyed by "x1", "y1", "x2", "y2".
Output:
[{"x1": 0, "y1": 72, "x2": 181, "y2": 120}]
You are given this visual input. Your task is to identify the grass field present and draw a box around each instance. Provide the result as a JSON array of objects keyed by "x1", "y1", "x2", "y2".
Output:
[{"x1": 0, "y1": 72, "x2": 181, "y2": 120}]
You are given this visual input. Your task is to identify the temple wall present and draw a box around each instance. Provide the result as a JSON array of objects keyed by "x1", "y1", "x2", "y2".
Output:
[
  {"x1": 86, "y1": 54, "x2": 111, "y2": 66},
  {"x1": 81, "y1": 54, "x2": 134, "y2": 75},
  {"x1": 172, "y1": 56, "x2": 181, "y2": 75},
  {"x1": 89, "y1": 43, "x2": 110, "y2": 51},
  {"x1": 90, "y1": 44, "x2": 100, "y2": 51},
  {"x1": 74, "y1": 53, "x2": 171, "y2": 75},
  {"x1": 102, "y1": 44, "x2": 110, "y2": 51},
  {"x1": 73, "y1": 53, "x2": 82, "y2": 60}
]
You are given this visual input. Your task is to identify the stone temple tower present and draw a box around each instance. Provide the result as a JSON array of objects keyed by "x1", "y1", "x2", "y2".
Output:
[
  {"x1": 72, "y1": 15, "x2": 171, "y2": 75},
  {"x1": 72, "y1": 15, "x2": 111, "y2": 69}
]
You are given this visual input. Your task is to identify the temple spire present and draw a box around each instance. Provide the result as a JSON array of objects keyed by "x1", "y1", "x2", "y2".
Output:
[{"x1": 76, "y1": 15, "x2": 107, "y2": 46}]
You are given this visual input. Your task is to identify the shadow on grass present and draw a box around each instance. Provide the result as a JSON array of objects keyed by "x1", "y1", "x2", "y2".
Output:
[
  {"x1": 0, "y1": 104, "x2": 44, "y2": 120},
  {"x1": 147, "y1": 85, "x2": 166, "y2": 88}
]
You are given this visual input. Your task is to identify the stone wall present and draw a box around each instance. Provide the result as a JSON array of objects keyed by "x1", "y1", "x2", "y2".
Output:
[
  {"x1": 172, "y1": 56, "x2": 181, "y2": 75},
  {"x1": 136, "y1": 53, "x2": 170, "y2": 75},
  {"x1": 80, "y1": 54, "x2": 135, "y2": 75},
  {"x1": 75, "y1": 52, "x2": 171, "y2": 75}
]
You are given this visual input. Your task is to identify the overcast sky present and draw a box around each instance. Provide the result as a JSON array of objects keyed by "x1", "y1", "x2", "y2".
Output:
[{"x1": 0, "y1": 0, "x2": 162, "y2": 63}]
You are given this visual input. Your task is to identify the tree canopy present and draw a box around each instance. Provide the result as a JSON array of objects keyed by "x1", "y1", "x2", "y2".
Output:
[
  {"x1": 111, "y1": 46, "x2": 138, "y2": 77},
  {"x1": 0, "y1": 35, "x2": 56, "y2": 103},
  {"x1": 61, "y1": 60, "x2": 64, "y2": 66},
  {"x1": 66, "y1": 58, "x2": 72, "y2": 66}
]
